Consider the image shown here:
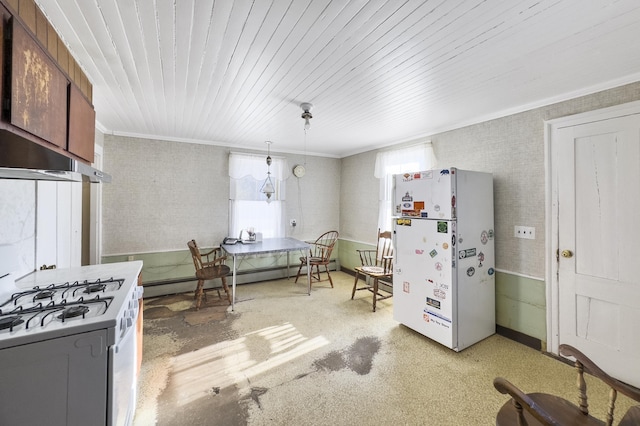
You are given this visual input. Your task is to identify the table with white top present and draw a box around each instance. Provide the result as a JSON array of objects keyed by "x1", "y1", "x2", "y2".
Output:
[{"x1": 221, "y1": 237, "x2": 311, "y2": 310}]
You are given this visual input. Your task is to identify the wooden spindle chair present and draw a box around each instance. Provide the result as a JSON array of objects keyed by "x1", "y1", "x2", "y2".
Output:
[
  {"x1": 294, "y1": 231, "x2": 339, "y2": 288},
  {"x1": 494, "y1": 344, "x2": 640, "y2": 426},
  {"x1": 187, "y1": 239, "x2": 231, "y2": 310},
  {"x1": 351, "y1": 229, "x2": 393, "y2": 312}
]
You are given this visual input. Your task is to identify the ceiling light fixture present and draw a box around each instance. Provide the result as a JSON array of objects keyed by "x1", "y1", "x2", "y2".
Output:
[
  {"x1": 300, "y1": 102, "x2": 313, "y2": 131},
  {"x1": 260, "y1": 141, "x2": 275, "y2": 203}
]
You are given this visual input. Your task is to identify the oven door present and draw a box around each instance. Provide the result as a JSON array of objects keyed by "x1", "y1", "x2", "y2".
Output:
[
  {"x1": 108, "y1": 299, "x2": 140, "y2": 425},
  {"x1": 0, "y1": 330, "x2": 109, "y2": 425}
]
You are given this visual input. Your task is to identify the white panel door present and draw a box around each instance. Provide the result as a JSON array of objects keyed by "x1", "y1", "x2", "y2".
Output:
[{"x1": 556, "y1": 113, "x2": 640, "y2": 387}]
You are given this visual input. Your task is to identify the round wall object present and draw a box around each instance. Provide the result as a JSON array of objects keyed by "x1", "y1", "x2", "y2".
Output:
[{"x1": 293, "y1": 164, "x2": 306, "y2": 178}]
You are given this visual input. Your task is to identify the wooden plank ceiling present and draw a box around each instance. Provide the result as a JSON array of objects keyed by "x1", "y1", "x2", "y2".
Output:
[{"x1": 35, "y1": 0, "x2": 640, "y2": 157}]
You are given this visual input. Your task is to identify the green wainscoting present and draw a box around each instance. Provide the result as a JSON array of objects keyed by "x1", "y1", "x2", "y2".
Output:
[
  {"x1": 102, "y1": 250, "x2": 194, "y2": 284},
  {"x1": 337, "y1": 238, "x2": 371, "y2": 272},
  {"x1": 495, "y1": 271, "x2": 546, "y2": 343},
  {"x1": 103, "y1": 243, "x2": 340, "y2": 286}
]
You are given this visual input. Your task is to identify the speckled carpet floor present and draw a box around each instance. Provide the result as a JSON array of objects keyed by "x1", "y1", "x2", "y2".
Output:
[{"x1": 133, "y1": 271, "x2": 636, "y2": 426}]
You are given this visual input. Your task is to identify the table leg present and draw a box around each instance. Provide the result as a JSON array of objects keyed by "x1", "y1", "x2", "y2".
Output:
[
  {"x1": 306, "y1": 252, "x2": 311, "y2": 295},
  {"x1": 232, "y1": 254, "x2": 237, "y2": 311},
  {"x1": 286, "y1": 252, "x2": 290, "y2": 278}
]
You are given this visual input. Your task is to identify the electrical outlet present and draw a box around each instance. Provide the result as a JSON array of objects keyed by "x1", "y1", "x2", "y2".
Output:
[
  {"x1": 290, "y1": 219, "x2": 296, "y2": 227},
  {"x1": 127, "y1": 255, "x2": 134, "y2": 261},
  {"x1": 514, "y1": 226, "x2": 535, "y2": 240}
]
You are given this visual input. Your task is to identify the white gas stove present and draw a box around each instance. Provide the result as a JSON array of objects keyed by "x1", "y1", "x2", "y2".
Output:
[
  {"x1": 0, "y1": 256, "x2": 143, "y2": 426},
  {"x1": 0, "y1": 262, "x2": 142, "y2": 349}
]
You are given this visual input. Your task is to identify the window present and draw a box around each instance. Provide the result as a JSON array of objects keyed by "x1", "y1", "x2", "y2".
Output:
[
  {"x1": 229, "y1": 152, "x2": 288, "y2": 238},
  {"x1": 374, "y1": 142, "x2": 437, "y2": 232}
]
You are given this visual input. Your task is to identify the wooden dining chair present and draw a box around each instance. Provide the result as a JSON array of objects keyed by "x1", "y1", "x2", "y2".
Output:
[
  {"x1": 494, "y1": 344, "x2": 640, "y2": 426},
  {"x1": 294, "y1": 230, "x2": 339, "y2": 288},
  {"x1": 351, "y1": 229, "x2": 393, "y2": 312},
  {"x1": 187, "y1": 239, "x2": 231, "y2": 310}
]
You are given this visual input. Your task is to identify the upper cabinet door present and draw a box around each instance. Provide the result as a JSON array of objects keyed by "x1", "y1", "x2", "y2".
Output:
[
  {"x1": 10, "y1": 17, "x2": 68, "y2": 148},
  {"x1": 68, "y1": 83, "x2": 95, "y2": 162}
]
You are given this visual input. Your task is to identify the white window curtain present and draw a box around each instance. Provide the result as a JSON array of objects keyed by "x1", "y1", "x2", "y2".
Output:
[
  {"x1": 374, "y1": 142, "x2": 437, "y2": 232},
  {"x1": 229, "y1": 152, "x2": 289, "y2": 238}
]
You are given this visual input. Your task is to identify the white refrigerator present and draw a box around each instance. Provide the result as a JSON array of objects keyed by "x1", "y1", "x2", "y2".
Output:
[{"x1": 393, "y1": 168, "x2": 495, "y2": 351}]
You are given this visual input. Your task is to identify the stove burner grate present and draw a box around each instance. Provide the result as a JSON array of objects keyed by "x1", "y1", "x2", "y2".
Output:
[
  {"x1": 84, "y1": 284, "x2": 106, "y2": 293},
  {"x1": 0, "y1": 315, "x2": 24, "y2": 331},
  {"x1": 33, "y1": 289, "x2": 56, "y2": 301},
  {"x1": 0, "y1": 277, "x2": 124, "y2": 309},
  {"x1": 57, "y1": 305, "x2": 90, "y2": 321}
]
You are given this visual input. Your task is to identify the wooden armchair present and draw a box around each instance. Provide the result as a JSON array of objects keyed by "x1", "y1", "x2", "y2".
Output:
[
  {"x1": 351, "y1": 229, "x2": 393, "y2": 312},
  {"x1": 187, "y1": 239, "x2": 231, "y2": 310},
  {"x1": 494, "y1": 344, "x2": 640, "y2": 426},
  {"x1": 294, "y1": 231, "x2": 339, "y2": 288}
]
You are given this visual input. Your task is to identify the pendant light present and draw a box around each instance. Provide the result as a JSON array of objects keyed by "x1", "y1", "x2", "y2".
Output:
[
  {"x1": 300, "y1": 102, "x2": 313, "y2": 131},
  {"x1": 260, "y1": 141, "x2": 275, "y2": 203}
]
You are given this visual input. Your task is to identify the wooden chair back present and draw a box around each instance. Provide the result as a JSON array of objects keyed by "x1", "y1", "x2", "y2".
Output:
[
  {"x1": 188, "y1": 239, "x2": 204, "y2": 272},
  {"x1": 357, "y1": 229, "x2": 393, "y2": 274},
  {"x1": 309, "y1": 230, "x2": 339, "y2": 263},
  {"x1": 188, "y1": 239, "x2": 226, "y2": 274}
]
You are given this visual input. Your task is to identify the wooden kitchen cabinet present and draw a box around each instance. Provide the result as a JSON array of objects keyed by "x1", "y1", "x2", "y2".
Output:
[
  {"x1": 0, "y1": 5, "x2": 8, "y2": 112},
  {"x1": 0, "y1": 1, "x2": 97, "y2": 165},
  {"x1": 68, "y1": 83, "x2": 95, "y2": 162},
  {"x1": 9, "y1": 17, "x2": 68, "y2": 149}
]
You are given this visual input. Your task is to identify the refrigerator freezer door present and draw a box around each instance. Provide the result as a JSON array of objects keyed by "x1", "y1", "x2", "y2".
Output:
[
  {"x1": 393, "y1": 218, "x2": 457, "y2": 349},
  {"x1": 395, "y1": 170, "x2": 454, "y2": 220}
]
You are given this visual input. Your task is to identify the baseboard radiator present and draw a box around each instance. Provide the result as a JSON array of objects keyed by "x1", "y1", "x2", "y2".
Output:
[{"x1": 142, "y1": 259, "x2": 339, "y2": 298}]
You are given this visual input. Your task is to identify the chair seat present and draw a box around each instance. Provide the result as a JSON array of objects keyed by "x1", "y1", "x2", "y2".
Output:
[
  {"x1": 359, "y1": 265, "x2": 385, "y2": 274},
  {"x1": 620, "y1": 406, "x2": 640, "y2": 426},
  {"x1": 299, "y1": 256, "x2": 325, "y2": 263},
  {"x1": 196, "y1": 264, "x2": 231, "y2": 280},
  {"x1": 496, "y1": 392, "x2": 604, "y2": 426}
]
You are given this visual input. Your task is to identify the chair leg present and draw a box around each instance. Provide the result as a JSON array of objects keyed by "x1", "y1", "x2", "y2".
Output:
[
  {"x1": 325, "y1": 265, "x2": 334, "y2": 288},
  {"x1": 372, "y1": 278, "x2": 378, "y2": 312},
  {"x1": 294, "y1": 260, "x2": 304, "y2": 283},
  {"x1": 351, "y1": 272, "x2": 360, "y2": 299},
  {"x1": 221, "y1": 276, "x2": 231, "y2": 305},
  {"x1": 313, "y1": 265, "x2": 321, "y2": 282},
  {"x1": 195, "y1": 278, "x2": 205, "y2": 310}
]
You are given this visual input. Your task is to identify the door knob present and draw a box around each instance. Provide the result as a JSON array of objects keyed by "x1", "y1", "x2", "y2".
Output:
[{"x1": 561, "y1": 250, "x2": 573, "y2": 258}]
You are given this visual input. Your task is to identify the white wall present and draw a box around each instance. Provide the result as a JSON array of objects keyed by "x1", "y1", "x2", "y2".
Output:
[
  {"x1": 0, "y1": 180, "x2": 82, "y2": 276},
  {"x1": 0, "y1": 180, "x2": 36, "y2": 276}
]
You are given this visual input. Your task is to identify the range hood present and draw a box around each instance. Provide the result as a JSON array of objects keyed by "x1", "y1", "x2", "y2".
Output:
[{"x1": 0, "y1": 132, "x2": 111, "y2": 183}]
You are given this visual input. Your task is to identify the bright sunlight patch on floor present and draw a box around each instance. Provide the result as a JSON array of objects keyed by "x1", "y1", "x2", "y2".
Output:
[{"x1": 170, "y1": 322, "x2": 329, "y2": 406}]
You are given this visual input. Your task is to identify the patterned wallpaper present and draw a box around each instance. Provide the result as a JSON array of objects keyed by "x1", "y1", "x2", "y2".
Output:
[{"x1": 102, "y1": 136, "x2": 341, "y2": 255}]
